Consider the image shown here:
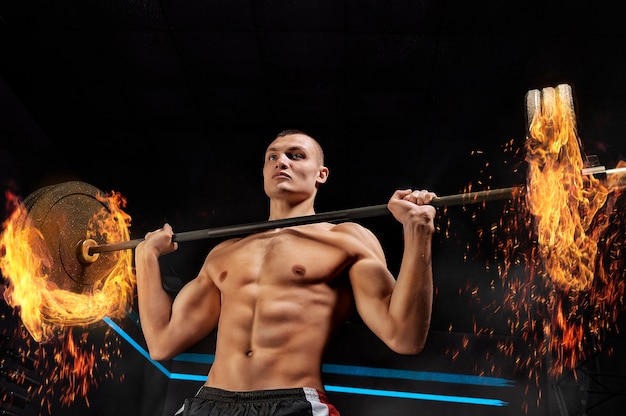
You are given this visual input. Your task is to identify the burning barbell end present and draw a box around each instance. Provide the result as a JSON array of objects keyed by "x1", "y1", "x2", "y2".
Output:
[
  {"x1": 78, "y1": 186, "x2": 524, "y2": 263},
  {"x1": 525, "y1": 83, "x2": 576, "y2": 132}
]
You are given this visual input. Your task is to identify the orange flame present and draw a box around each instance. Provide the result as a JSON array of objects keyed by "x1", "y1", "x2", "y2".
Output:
[
  {"x1": 502, "y1": 86, "x2": 626, "y2": 379},
  {"x1": 1, "y1": 186, "x2": 132, "y2": 410},
  {"x1": 52, "y1": 329, "x2": 97, "y2": 406},
  {"x1": 525, "y1": 87, "x2": 609, "y2": 291},
  {"x1": 437, "y1": 87, "x2": 625, "y2": 406},
  {"x1": 0, "y1": 188, "x2": 135, "y2": 342}
]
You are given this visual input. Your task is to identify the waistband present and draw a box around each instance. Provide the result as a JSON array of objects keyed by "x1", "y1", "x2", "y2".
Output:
[{"x1": 195, "y1": 386, "x2": 327, "y2": 403}]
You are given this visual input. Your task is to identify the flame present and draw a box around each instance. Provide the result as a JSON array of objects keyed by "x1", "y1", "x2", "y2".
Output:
[
  {"x1": 500, "y1": 86, "x2": 626, "y2": 380},
  {"x1": 1, "y1": 322, "x2": 125, "y2": 413},
  {"x1": 1, "y1": 186, "x2": 132, "y2": 410},
  {"x1": 51, "y1": 329, "x2": 97, "y2": 407},
  {"x1": 525, "y1": 87, "x2": 609, "y2": 291},
  {"x1": 0, "y1": 188, "x2": 135, "y2": 342},
  {"x1": 439, "y1": 87, "x2": 626, "y2": 400}
]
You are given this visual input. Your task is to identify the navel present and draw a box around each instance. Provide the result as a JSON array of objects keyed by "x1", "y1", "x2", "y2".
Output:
[
  {"x1": 219, "y1": 271, "x2": 228, "y2": 282},
  {"x1": 292, "y1": 264, "x2": 306, "y2": 276}
]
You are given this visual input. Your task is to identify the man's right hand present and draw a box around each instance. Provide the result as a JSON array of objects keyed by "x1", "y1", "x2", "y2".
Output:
[{"x1": 137, "y1": 223, "x2": 179, "y2": 257}]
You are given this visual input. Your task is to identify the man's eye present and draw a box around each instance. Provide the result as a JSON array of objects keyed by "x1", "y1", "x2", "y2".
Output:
[
  {"x1": 291, "y1": 153, "x2": 304, "y2": 159},
  {"x1": 268, "y1": 155, "x2": 277, "y2": 161}
]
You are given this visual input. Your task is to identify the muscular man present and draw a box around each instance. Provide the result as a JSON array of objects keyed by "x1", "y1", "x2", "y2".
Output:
[{"x1": 135, "y1": 129, "x2": 437, "y2": 416}]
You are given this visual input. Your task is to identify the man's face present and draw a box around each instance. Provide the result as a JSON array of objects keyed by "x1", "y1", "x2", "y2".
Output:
[{"x1": 263, "y1": 133, "x2": 328, "y2": 200}]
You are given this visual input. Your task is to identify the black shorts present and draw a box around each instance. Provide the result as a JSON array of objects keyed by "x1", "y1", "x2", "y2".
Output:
[{"x1": 174, "y1": 386, "x2": 340, "y2": 416}]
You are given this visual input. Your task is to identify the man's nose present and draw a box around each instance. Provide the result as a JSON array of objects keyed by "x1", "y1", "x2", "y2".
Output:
[{"x1": 275, "y1": 154, "x2": 289, "y2": 168}]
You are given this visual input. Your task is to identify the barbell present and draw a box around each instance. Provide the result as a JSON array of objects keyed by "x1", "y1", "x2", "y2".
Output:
[{"x1": 24, "y1": 180, "x2": 522, "y2": 293}]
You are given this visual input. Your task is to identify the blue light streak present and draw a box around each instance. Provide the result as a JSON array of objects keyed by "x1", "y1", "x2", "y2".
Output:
[{"x1": 104, "y1": 317, "x2": 510, "y2": 407}]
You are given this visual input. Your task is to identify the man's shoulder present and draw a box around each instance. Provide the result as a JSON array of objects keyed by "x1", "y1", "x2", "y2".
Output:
[
  {"x1": 330, "y1": 221, "x2": 378, "y2": 240},
  {"x1": 329, "y1": 222, "x2": 385, "y2": 259},
  {"x1": 209, "y1": 237, "x2": 243, "y2": 253}
]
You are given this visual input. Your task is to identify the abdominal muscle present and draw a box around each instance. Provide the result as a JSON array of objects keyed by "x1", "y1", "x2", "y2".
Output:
[{"x1": 203, "y1": 224, "x2": 357, "y2": 392}]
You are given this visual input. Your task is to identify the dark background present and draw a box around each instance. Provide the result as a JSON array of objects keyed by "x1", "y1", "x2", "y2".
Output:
[{"x1": 1, "y1": 1, "x2": 626, "y2": 415}]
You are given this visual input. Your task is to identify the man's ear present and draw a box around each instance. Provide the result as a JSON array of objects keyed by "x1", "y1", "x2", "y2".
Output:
[{"x1": 316, "y1": 166, "x2": 329, "y2": 185}]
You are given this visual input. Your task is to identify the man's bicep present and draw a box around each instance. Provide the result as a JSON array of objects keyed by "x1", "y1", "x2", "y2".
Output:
[
  {"x1": 348, "y1": 257, "x2": 396, "y2": 334},
  {"x1": 169, "y1": 277, "x2": 221, "y2": 346}
]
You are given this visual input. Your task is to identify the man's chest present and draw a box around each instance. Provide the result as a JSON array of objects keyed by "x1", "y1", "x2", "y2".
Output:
[{"x1": 208, "y1": 227, "x2": 354, "y2": 286}]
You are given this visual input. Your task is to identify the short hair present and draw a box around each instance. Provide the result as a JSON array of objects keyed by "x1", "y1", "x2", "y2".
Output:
[{"x1": 275, "y1": 129, "x2": 325, "y2": 165}]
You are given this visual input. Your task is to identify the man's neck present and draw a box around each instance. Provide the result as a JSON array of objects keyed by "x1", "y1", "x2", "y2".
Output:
[{"x1": 268, "y1": 198, "x2": 316, "y2": 221}]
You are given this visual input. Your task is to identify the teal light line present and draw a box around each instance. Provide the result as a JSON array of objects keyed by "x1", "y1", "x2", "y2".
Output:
[
  {"x1": 104, "y1": 317, "x2": 510, "y2": 407},
  {"x1": 130, "y1": 310, "x2": 512, "y2": 389},
  {"x1": 174, "y1": 352, "x2": 215, "y2": 364},
  {"x1": 324, "y1": 385, "x2": 508, "y2": 406},
  {"x1": 322, "y1": 363, "x2": 513, "y2": 387},
  {"x1": 103, "y1": 316, "x2": 171, "y2": 377},
  {"x1": 172, "y1": 353, "x2": 513, "y2": 388}
]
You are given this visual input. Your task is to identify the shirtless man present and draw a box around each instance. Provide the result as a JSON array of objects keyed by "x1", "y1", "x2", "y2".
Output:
[{"x1": 134, "y1": 130, "x2": 437, "y2": 416}]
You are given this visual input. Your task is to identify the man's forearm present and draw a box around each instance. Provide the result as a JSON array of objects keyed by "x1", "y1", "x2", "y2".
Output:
[{"x1": 389, "y1": 227, "x2": 434, "y2": 353}]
